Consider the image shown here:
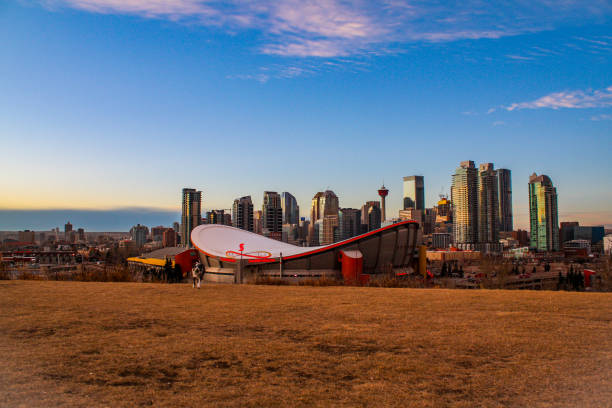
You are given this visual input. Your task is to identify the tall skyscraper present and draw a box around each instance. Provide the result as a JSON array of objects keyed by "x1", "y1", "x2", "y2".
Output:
[
  {"x1": 378, "y1": 184, "x2": 389, "y2": 222},
  {"x1": 403, "y1": 176, "x2": 425, "y2": 210},
  {"x1": 253, "y1": 210, "x2": 263, "y2": 234},
  {"x1": 262, "y1": 191, "x2": 283, "y2": 240},
  {"x1": 451, "y1": 161, "x2": 478, "y2": 247},
  {"x1": 339, "y1": 208, "x2": 361, "y2": 240},
  {"x1": 318, "y1": 215, "x2": 339, "y2": 245},
  {"x1": 477, "y1": 163, "x2": 499, "y2": 244},
  {"x1": 367, "y1": 205, "x2": 381, "y2": 231},
  {"x1": 360, "y1": 201, "x2": 380, "y2": 232},
  {"x1": 496, "y1": 168, "x2": 513, "y2": 232},
  {"x1": 528, "y1": 173, "x2": 559, "y2": 252},
  {"x1": 310, "y1": 192, "x2": 324, "y2": 222},
  {"x1": 281, "y1": 192, "x2": 300, "y2": 225},
  {"x1": 232, "y1": 196, "x2": 254, "y2": 231},
  {"x1": 180, "y1": 188, "x2": 202, "y2": 247},
  {"x1": 319, "y1": 190, "x2": 339, "y2": 219}
]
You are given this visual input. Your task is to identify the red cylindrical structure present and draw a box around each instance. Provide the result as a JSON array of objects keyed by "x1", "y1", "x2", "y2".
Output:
[
  {"x1": 584, "y1": 269, "x2": 596, "y2": 288},
  {"x1": 340, "y1": 250, "x2": 363, "y2": 285}
]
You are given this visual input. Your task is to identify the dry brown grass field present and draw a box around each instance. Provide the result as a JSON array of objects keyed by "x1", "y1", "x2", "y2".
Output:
[{"x1": 1, "y1": 281, "x2": 611, "y2": 407}]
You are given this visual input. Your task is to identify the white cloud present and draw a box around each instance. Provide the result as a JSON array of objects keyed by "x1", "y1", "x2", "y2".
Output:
[
  {"x1": 505, "y1": 85, "x2": 612, "y2": 111},
  {"x1": 590, "y1": 113, "x2": 612, "y2": 121},
  {"x1": 42, "y1": 0, "x2": 612, "y2": 58}
]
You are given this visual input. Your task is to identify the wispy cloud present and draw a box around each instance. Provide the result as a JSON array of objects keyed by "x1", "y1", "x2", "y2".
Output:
[
  {"x1": 590, "y1": 113, "x2": 612, "y2": 121},
  {"x1": 504, "y1": 85, "x2": 612, "y2": 111},
  {"x1": 43, "y1": 0, "x2": 612, "y2": 58}
]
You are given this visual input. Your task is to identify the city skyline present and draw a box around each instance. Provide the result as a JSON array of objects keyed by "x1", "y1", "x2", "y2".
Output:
[{"x1": 1, "y1": 0, "x2": 611, "y2": 230}]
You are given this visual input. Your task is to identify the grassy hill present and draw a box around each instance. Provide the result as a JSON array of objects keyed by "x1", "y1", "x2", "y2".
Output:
[{"x1": 1, "y1": 281, "x2": 611, "y2": 407}]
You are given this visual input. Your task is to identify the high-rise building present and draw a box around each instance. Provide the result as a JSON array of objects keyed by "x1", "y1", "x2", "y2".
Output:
[
  {"x1": 451, "y1": 161, "x2": 478, "y2": 247},
  {"x1": 64, "y1": 221, "x2": 73, "y2": 241},
  {"x1": 253, "y1": 210, "x2": 263, "y2": 234},
  {"x1": 477, "y1": 163, "x2": 499, "y2": 244},
  {"x1": 403, "y1": 176, "x2": 424, "y2": 210},
  {"x1": 310, "y1": 192, "x2": 324, "y2": 222},
  {"x1": 319, "y1": 190, "x2": 339, "y2": 219},
  {"x1": 262, "y1": 191, "x2": 283, "y2": 240},
  {"x1": 162, "y1": 228, "x2": 177, "y2": 247},
  {"x1": 528, "y1": 173, "x2": 559, "y2": 252},
  {"x1": 281, "y1": 192, "x2": 300, "y2": 225},
  {"x1": 206, "y1": 210, "x2": 225, "y2": 225},
  {"x1": 560, "y1": 221, "x2": 579, "y2": 244},
  {"x1": 361, "y1": 201, "x2": 380, "y2": 232},
  {"x1": 180, "y1": 188, "x2": 202, "y2": 247},
  {"x1": 436, "y1": 195, "x2": 452, "y2": 223},
  {"x1": 130, "y1": 224, "x2": 149, "y2": 247},
  {"x1": 232, "y1": 196, "x2": 254, "y2": 231},
  {"x1": 309, "y1": 190, "x2": 339, "y2": 243},
  {"x1": 496, "y1": 169, "x2": 513, "y2": 232},
  {"x1": 77, "y1": 228, "x2": 85, "y2": 242},
  {"x1": 339, "y1": 208, "x2": 361, "y2": 240},
  {"x1": 151, "y1": 226, "x2": 166, "y2": 242},
  {"x1": 378, "y1": 184, "x2": 389, "y2": 222},
  {"x1": 319, "y1": 215, "x2": 339, "y2": 245}
]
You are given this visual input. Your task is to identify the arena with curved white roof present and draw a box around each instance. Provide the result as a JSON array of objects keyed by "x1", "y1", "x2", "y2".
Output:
[{"x1": 191, "y1": 220, "x2": 419, "y2": 284}]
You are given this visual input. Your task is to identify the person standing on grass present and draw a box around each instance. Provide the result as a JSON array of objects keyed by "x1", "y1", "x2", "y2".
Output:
[{"x1": 191, "y1": 261, "x2": 203, "y2": 289}]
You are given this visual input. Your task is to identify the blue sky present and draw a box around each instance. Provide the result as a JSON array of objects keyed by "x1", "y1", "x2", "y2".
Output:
[{"x1": 0, "y1": 0, "x2": 611, "y2": 230}]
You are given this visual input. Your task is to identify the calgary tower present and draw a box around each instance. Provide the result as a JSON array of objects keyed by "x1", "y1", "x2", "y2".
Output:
[{"x1": 378, "y1": 184, "x2": 389, "y2": 222}]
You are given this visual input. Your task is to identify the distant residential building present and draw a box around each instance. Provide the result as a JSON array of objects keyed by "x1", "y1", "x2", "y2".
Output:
[
  {"x1": 604, "y1": 235, "x2": 612, "y2": 255},
  {"x1": 298, "y1": 218, "x2": 310, "y2": 244},
  {"x1": 180, "y1": 188, "x2": 202, "y2": 247},
  {"x1": 432, "y1": 233, "x2": 451, "y2": 249},
  {"x1": 77, "y1": 228, "x2": 85, "y2": 242},
  {"x1": 573, "y1": 226, "x2": 605, "y2": 252},
  {"x1": 560, "y1": 221, "x2": 579, "y2": 244},
  {"x1": 528, "y1": 173, "x2": 559, "y2": 252},
  {"x1": 511, "y1": 229, "x2": 530, "y2": 247},
  {"x1": 423, "y1": 208, "x2": 436, "y2": 235},
  {"x1": 403, "y1": 175, "x2": 424, "y2": 210},
  {"x1": 478, "y1": 163, "x2": 499, "y2": 244},
  {"x1": 18, "y1": 230, "x2": 35, "y2": 243},
  {"x1": 232, "y1": 196, "x2": 254, "y2": 231},
  {"x1": 399, "y1": 208, "x2": 423, "y2": 223},
  {"x1": 64, "y1": 221, "x2": 73, "y2": 241},
  {"x1": 223, "y1": 213, "x2": 232, "y2": 226},
  {"x1": 162, "y1": 228, "x2": 177, "y2": 247},
  {"x1": 206, "y1": 210, "x2": 225, "y2": 225},
  {"x1": 339, "y1": 208, "x2": 361, "y2": 240},
  {"x1": 281, "y1": 192, "x2": 300, "y2": 225},
  {"x1": 151, "y1": 226, "x2": 167, "y2": 242},
  {"x1": 451, "y1": 161, "x2": 478, "y2": 247},
  {"x1": 262, "y1": 191, "x2": 283, "y2": 240},
  {"x1": 282, "y1": 223, "x2": 300, "y2": 244},
  {"x1": 253, "y1": 210, "x2": 263, "y2": 234},
  {"x1": 496, "y1": 169, "x2": 513, "y2": 232},
  {"x1": 130, "y1": 224, "x2": 149, "y2": 247}
]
